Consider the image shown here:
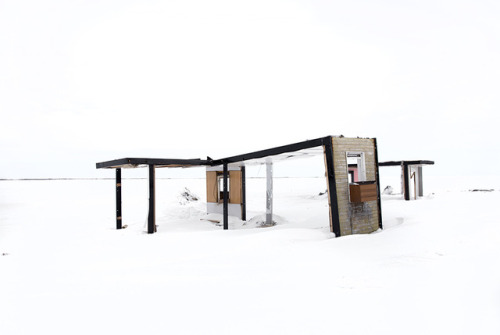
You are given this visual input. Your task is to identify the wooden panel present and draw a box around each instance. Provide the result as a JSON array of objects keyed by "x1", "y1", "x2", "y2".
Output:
[
  {"x1": 206, "y1": 171, "x2": 218, "y2": 203},
  {"x1": 349, "y1": 183, "x2": 377, "y2": 202},
  {"x1": 229, "y1": 170, "x2": 242, "y2": 204}
]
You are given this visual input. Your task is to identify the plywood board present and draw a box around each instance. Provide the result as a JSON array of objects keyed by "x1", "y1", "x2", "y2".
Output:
[
  {"x1": 349, "y1": 183, "x2": 377, "y2": 202},
  {"x1": 206, "y1": 171, "x2": 218, "y2": 203},
  {"x1": 229, "y1": 170, "x2": 242, "y2": 204}
]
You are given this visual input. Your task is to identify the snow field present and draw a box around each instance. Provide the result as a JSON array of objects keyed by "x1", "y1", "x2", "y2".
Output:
[{"x1": 1, "y1": 177, "x2": 499, "y2": 334}]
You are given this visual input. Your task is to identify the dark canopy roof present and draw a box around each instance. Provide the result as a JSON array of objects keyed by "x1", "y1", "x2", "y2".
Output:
[
  {"x1": 96, "y1": 158, "x2": 211, "y2": 169},
  {"x1": 96, "y1": 136, "x2": 336, "y2": 169},
  {"x1": 379, "y1": 160, "x2": 434, "y2": 167}
]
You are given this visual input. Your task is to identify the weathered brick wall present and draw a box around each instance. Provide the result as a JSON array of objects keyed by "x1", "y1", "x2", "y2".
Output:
[{"x1": 332, "y1": 137, "x2": 380, "y2": 236}]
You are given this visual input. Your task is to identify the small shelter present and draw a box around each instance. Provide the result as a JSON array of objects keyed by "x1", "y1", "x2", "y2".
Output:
[
  {"x1": 96, "y1": 135, "x2": 383, "y2": 237},
  {"x1": 379, "y1": 160, "x2": 435, "y2": 200}
]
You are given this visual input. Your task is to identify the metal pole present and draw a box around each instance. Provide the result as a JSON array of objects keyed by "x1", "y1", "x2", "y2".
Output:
[
  {"x1": 116, "y1": 168, "x2": 122, "y2": 230},
  {"x1": 241, "y1": 166, "x2": 246, "y2": 221},
  {"x1": 266, "y1": 161, "x2": 273, "y2": 225},
  {"x1": 403, "y1": 163, "x2": 410, "y2": 201},
  {"x1": 223, "y1": 163, "x2": 229, "y2": 230},
  {"x1": 418, "y1": 166, "x2": 423, "y2": 197},
  {"x1": 148, "y1": 165, "x2": 156, "y2": 233},
  {"x1": 373, "y1": 138, "x2": 383, "y2": 230}
]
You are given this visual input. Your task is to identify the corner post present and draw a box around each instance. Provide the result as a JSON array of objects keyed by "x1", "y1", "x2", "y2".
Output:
[
  {"x1": 116, "y1": 168, "x2": 122, "y2": 230},
  {"x1": 373, "y1": 138, "x2": 383, "y2": 229},
  {"x1": 223, "y1": 162, "x2": 229, "y2": 230},
  {"x1": 148, "y1": 164, "x2": 156, "y2": 233},
  {"x1": 323, "y1": 137, "x2": 341, "y2": 237}
]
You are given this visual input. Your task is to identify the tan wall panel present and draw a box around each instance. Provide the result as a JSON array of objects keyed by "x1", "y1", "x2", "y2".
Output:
[
  {"x1": 229, "y1": 170, "x2": 242, "y2": 204},
  {"x1": 206, "y1": 171, "x2": 218, "y2": 203}
]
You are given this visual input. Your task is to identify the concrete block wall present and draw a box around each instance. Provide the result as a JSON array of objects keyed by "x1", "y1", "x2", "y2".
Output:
[{"x1": 332, "y1": 137, "x2": 380, "y2": 236}]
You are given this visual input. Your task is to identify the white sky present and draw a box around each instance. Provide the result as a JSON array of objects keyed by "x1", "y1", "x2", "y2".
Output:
[{"x1": 1, "y1": 0, "x2": 499, "y2": 178}]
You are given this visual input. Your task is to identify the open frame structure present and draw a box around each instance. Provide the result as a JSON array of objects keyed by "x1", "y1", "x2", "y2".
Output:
[
  {"x1": 379, "y1": 160, "x2": 435, "y2": 200},
  {"x1": 97, "y1": 135, "x2": 384, "y2": 237}
]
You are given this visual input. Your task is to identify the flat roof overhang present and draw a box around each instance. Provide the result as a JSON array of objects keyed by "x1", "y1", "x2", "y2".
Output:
[
  {"x1": 96, "y1": 136, "x2": 343, "y2": 170},
  {"x1": 379, "y1": 160, "x2": 435, "y2": 167},
  {"x1": 96, "y1": 158, "x2": 211, "y2": 169}
]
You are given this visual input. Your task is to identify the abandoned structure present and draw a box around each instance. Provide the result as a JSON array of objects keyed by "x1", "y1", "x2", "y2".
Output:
[
  {"x1": 96, "y1": 135, "x2": 386, "y2": 237},
  {"x1": 379, "y1": 160, "x2": 435, "y2": 200}
]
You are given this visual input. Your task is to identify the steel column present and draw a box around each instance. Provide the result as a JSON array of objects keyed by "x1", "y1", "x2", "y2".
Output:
[
  {"x1": 266, "y1": 161, "x2": 273, "y2": 225},
  {"x1": 116, "y1": 168, "x2": 122, "y2": 229},
  {"x1": 373, "y1": 139, "x2": 383, "y2": 229},
  {"x1": 418, "y1": 166, "x2": 423, "y2": 197},
  {"x1": 223, "y1": 163, "x2": 229, "y2": 230},
  {"x1": 148, "y1": 165, "x2": 156, "y2": 234},
  {"x1": 241, "y1": 166, "x2": 246, "y2": 221},
  {"x1": 403, "y1": 163, "x2": 410, "y2": 201}
]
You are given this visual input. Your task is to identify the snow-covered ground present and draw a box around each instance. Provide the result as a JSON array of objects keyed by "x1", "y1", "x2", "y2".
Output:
[{"x1": 1, "y1": 176, "x2": 499, "y2": 334}]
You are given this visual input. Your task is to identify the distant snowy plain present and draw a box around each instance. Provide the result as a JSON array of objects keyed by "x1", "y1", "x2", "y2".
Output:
[{"x1": 1, "y1": 175, "x2": 499, "y2": 334}]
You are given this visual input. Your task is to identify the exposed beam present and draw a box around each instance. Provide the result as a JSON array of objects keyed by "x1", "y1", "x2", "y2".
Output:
[
  {"x1": 379, "y1": 160, "x2": 434, "y2": 167},
  {"x1": 97, "y1": 158, "x2": 211, "y2": 169},
  {"x1": 211, "y1": 136, "x2": 331, "y2": 166}
]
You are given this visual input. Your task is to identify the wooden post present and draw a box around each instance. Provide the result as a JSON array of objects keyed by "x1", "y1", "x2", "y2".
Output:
[
  {"x1": 266, "y1": 161, "x2": 273, "y2": 225},
  {"x1": 116, "y1": 168, "x2": 122, "y2": 230},
  {"x1": 223, "y1": 163, "x2": 229, "y2": 230},
  {"x1": 148, "y1": 164, "x2": 156, "y2": 234}
]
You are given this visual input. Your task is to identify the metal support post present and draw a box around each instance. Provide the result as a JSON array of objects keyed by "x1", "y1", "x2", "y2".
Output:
[
  {"x1": 266, "y1": 161, "x2": 273, "y2": 225},
  {"x1": 373, "y1": 138, "x2": 383, "y2": 229},
  {"x1": 403, "y1": 163, "x2": 410, "y2": 201},
  {"x1": 116, "y1": 168, "x2": 122, "y2": 229},
  {"x1": 148, "y1": 165, "x2": 156, "y2": 233},
  {"x1": 241, "y1": 166, "x2": 246, "y2": 221},
  {"x1": 418, "y1": 166, "x2": 423, "y2": 197},
  {"x1": 223, "y1": 163, "x2": 229, "y2": 230}
]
